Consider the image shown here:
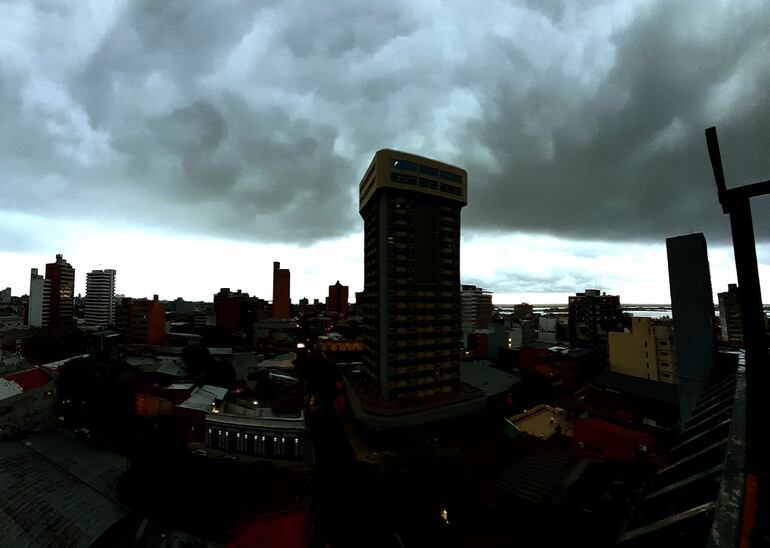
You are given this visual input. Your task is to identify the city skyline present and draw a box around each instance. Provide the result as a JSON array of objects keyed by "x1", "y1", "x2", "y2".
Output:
[
  {"x1": 1, "y1": 1, "x2": 769, "y2": 304},
  {"x1": 1, "y1": 230, "x2": 767, "y2": 305}
]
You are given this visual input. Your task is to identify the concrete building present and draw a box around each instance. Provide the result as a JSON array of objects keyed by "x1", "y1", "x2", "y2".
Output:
[
  {"x1": 666, "y1": 233, "x2": 716, "y2": 423},
  {"x1": 327, "y1": 281, "x2": 349, "y2": 316},
  {"x1": 609, "y1": 317, "x2": 677, "y2": 383},
  {"x1": 0, "y1": 367, "x2": 56, "y2": 439},
  {"x1": 0, "y1": 287, "x2": 10, "y2": 304},
  {"x1": 28, "y1": 268, "x2": 51, "y2": 328},
  {"x1": 509, "y1": 320, "x2": 536, "y2": 350},
  {"x1": 45, "y1": 254, "x2": 75, "y2": 333},
  {"x1": 568, "y1": 289, "x2": 623, "y2": 358},
  {"x1": 84, "y1": 269, "x2": 116, "y2": 328},
  {"x1": 177, "y1": 384, "x2": 309, "y2": 466},
  {"x1": 359, "y1": 149, "x2": 467, "y2": 400},
  {"x1": 272, "y1": 262, "x2": 291, "y2": 319},
  {"x1": 512, "y1": 302, "x2": 534, "y2": 320},
  {"x1": 718, "y1": 283, "x2": 744, "y2": 346},
  {"x1": 118, "y1": 295, "x2": 166, "y2": 345},
  {"x1": 214, "y1": 288, "x2": 267, "y2": 334},
  {"x1": 0, "y1": 313, "x2": 23, "y2": 332},
  {"x1": 461, "y1": 284, "x2": 493, "y2": 335}
]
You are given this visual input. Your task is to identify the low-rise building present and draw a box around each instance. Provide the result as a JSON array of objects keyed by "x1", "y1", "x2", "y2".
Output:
[
  {"x1": 506, "y1": 404, "x2": 572, "y2": 440},
  {"x1": 0, "y1": 367, "x2": 56, "y2": 439},
  {"x1": 609, "y1": 317, "x2": 677, "y2": 383},
  {"x1": 0, "y1": 313, "x2": 23, "y2": 332}
]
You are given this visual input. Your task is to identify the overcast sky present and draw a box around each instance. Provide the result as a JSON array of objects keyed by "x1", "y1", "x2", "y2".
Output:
[{"x1": 1, "y1": 0, "x2": 769, "y2": 303}]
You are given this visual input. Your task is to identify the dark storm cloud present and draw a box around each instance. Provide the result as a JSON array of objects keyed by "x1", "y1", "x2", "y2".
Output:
[
  {"x1": 465, "y1": 270, "x2": 597, "y2": 294},
  {"x1": 1, "y1": 0, "x2": 768, "y2": 249},
  {"x1": 461, "y1": 1, "x2": 770, "y2": 242}
]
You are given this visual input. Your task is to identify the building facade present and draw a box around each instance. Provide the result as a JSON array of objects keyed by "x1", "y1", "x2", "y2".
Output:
[
  {"x1": 28, "y1": 268, "x2": 51, "y2": 328},
  {"x1": 609, "y1": 316, "x2": 677, "y2": 383},
  {"x1": 327, "y1": 281, "x2": 349, "y2": 316},
  {"x1": 568, "y1": 289, "x2": 624, "y2": 358},
  {"x1": 461, "y1": 284, "x2": 493, "y2": 335},
  {"x1": 214, "y1": 288, "x2": 267, "y2": 334},
  {"x1": 666, "y1": 232, "x2": 716, "y2": 423},
  {"x1": 0, "y1": 367, "x2": 56, "y2": 440},
  {"x1": 718, "y1": 283, "x2": 744, "y2": 346},
  {"x1": 118, "y1": 295, "x2": 166, "y2": 345},
  {"x1": 272, "y1": 262, "x2": 291, "y2": 319},
  {"x1": 45, "y1": 254, "x2": 75, "y2": 333},
  {"x1": 359, "y1": 149, "x2": 467, "y2": 400},
  {"x1": 84, "y1": 269, "x2": 116, "y2": 328}
]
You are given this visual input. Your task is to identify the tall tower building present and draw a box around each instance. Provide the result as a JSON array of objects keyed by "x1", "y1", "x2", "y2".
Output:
[
  {"x1": 666, "y1": 233, "x2": 716, "y2": 424},
  {"x1": 359, "y1": 149, "x2": 467, "y2": 400},
  {"x1": 327, "y1": 281, "x2": 349, "y2": 316},
  {"x1": 568, "y1": 289, "x2": 624, "y2": 358},
  {"x1": 718, "y1": 284, "x2": 744, "y2": 346},
  {"x1": 45, "y1": 254, "x2": 75, "y2": 333},
  {"x1": 28, "y1": 268, "x2": 51, "y2": 328},
  {"x1": 461, "y1": 284, "x2": 493, "y2": 335},
  {"x1": 84, "y1": 269, "x2": 116, "y2": 328},
  {"x1": 272, "y1": 262, "x2": 291, "y2": 319}
]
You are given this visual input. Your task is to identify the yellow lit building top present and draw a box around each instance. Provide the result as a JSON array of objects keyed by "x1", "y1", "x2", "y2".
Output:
[{"x1": 359, "y1": 149, "x2": 468, "y2": 211}]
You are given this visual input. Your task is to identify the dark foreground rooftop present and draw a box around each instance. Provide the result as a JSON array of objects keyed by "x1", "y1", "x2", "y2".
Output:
[{"x1": 0, "y1": 429, "x2": 128, "y2": 547}]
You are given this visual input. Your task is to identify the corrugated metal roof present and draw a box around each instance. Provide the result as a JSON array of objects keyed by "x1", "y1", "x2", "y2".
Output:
[
  {"x1": 498, "y1": 450, "x2": 583, "y2": 506},
  {"x1": 177, "y1": 385, "x2": 228, "y2": 411},
  {"x1": 0, "y1": 431, "x2": 128, "y2": 547}
]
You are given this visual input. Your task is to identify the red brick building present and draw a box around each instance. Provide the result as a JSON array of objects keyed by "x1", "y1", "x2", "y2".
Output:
[
  {"x1": 272, "y1": 262, "x2": 290, "y2": 319},
  {"x1": 326, "y1": 281, "x2": 349, "y2": 316},
  {"x1": 119, "y1": 295, "x2": 166, "y2": 345}
]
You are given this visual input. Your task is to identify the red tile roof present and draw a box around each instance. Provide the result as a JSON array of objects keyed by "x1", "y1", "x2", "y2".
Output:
[{"x1": 3, "y1": 368, "x2": 53, "y2": 391}]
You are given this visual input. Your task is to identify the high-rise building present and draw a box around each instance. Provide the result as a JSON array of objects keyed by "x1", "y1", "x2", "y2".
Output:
[
  {"x1": 0, "y1": 288, "x2": 11, "y2": 304},
  {"x1": 568, "y1": 289, "x2": 623, "y2": 358},
  {"x1": 117, "y1": 295, "x2": 166, "y2": 345},
  {"x1": 461, "y1": 284, "x2": 493, "y2": 335},
  {"x1": 214, "y1": 288, "x2": 266, "y2": 334},
  {"x1": 84, "y1": 269, "x2": 116, "y2": 328},
  {"x1": 28, "y1": 268, "x2": 51, "y2": 328},
  {"x1": 272, "y1": 262, "x2": 290, "y2": 319},
  {"x1": 666, "y1": 233, "x2": 716, "y2": 423},
  {"x1": 359, "y1": 149, "x2": 467, "y2": 400},
  {"x1": 327, "y1": 281, "x2": 349, "y2": 316},
  {"x1": 718, "y1": 283, "x2": 744, "y2": 346},
  {"x1": 45, "y1": 254, "x2": 75, "y2": 333},
  {"x1": 609, "y1": 317, "x2": 678, "y2": 383}
]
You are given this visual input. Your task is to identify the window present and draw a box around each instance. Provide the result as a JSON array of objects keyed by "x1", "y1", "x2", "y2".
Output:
[
  {"x1": 440, "y1": 170, "x2": 461, "y2": 183},
  {"x1": 391, "y1": 172, "x2": 417, "y2": 185},
  {"x1": 419, "y1": 164, "x2": 440, "y2": 176},
  {"x1": 661, "y1": 351, "x2": 669, "y2": 357},
  {"x1": 662, "y1": 372, "x2": 672, "y2": 379},
  {"x1": 440, "y1": 183, "x2": 462, "y2": 196},
  {"x1": 419, "y1": 178, "x2": 438, "y2": 190},
  {"x1": 393, "y1": 159, "x2": 418, "y2": 172}
]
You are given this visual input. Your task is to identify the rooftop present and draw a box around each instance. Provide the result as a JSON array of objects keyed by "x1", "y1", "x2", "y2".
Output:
[
  {"x1": 460, "y1": 361, "x2": 519, "y2": 397},
  {"x1": 593, "y1": 370, "x2": 679, "y2": 405},
  {"x1": 0, "y1": 430, "x2": 128, "y2": 547},
  {"x1": 0, "y1": 367, "x2": 53, "y2": 399}
]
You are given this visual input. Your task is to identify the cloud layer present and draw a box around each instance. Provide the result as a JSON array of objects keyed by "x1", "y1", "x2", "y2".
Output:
[{"x1": 2, "y1": 0, "x2": 769, "y2": 252}]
